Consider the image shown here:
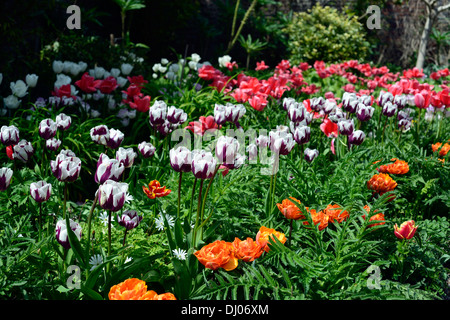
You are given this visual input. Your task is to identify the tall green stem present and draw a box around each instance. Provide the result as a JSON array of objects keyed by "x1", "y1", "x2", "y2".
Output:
[
  {"x1": 63, "y1": 182, "x2": 68, "y2": 219},
  {"x1": 177, "y1": 172, "x2": 182, "y2": 219},
  {"x1": 85, "y1": 194, "x2": 98, "y2": 259},
  {"x1": 192, "y1": 179, "x2": 204, "y2": 248}
]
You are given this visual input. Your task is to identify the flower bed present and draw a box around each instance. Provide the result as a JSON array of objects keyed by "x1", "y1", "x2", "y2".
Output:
[{"x1": 0, "y1": 54, "x2": 449, "y2": 301}]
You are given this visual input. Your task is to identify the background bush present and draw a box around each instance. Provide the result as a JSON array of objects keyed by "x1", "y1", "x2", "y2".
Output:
[{"x1": 284, "y1": 4, "x2": 370, "y2": 64}]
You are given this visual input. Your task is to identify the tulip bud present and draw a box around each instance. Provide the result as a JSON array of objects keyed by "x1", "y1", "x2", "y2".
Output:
[
  {"x1": 10, "y1": 80, "x2": 28, "y2": 98},
  {"x1": 214, "y1": 104, "x2": 227, "y2": 126},
  {"x1": 0, "y1": 167, "x2": 13, "y2": 191},
  {"x1": 342, "y1": 92, "x2": 358, "y2": 112},
  {"x1": 310, "y1": 97, "x2": 325, "y2": 112},
  {"x1": 50, "y1": 151, "x2": 81, "y2": 182},
  {"x1": 13, "y1": 140, "x2": 34, "y2": 163},
  {"x1": 120, "y1": 63, "x2": 133, "y2": 76},
  {"x1": 348, "y1": 130, "x2": 366, "y2": 145},
  {"x1": 328, "y1": 108, "x2": 346, "y2": 123},
  {"x1": 169, "y1": 146, "x2": 192, "y2": 172},
  {"x1": 52, "y1": 60, "x2": 64, "y2": 74},
  {"x1": 255, "y1": 134, "x2": 270, "y2": 148},
  {"x1": 98, "y1": 180, "x2": 129, "y2": 212},
  {"x1": 323, "y1": 100, "x2": 337, "y2": 114},
  {"x1": 95, "y1": 153, "x2": 124, "y2": 184},
  {"x1": 106, "y1": 128, "x2": 124, "y2": 149},
  {"x1": 304, "y1": 148, "x2": 319, "y2": 163},
  {"x1": 215, "y1": 136, "x2": 240, "y2": 165},
  {"x1": 30, "y1": 180, "x2": 52, "y2": 202},
  {"x1": 138, "y1": 141, "x2": 156, "y2": 158},
  {"x1": 282, "y1": 97, "x2": 297, "y2": 111},
  {"x1": 394, "y1": 220, "x2": 418, "y2": 240},
  {"x1": 46, "y1": 138, "x2": 61, "y2": 152},
  {"x1": 393, "y1": 95, "x2": 406, "y2": 109},
  {"x1": 356, "y1": 104, "x2": 374, "y2": 122},
  {"x1": 116, "y1": 147, "x2": 137, "y2": 168},
  {"x1": 293, "y1": 125, "x2": 311, "y2": 145},
  {"x1": 398, "y1": 118, "x2": 412, "y2": 132},
  {"x1": 247, "y1": 143, "x2": 258, "y2": 162},
  {"x1": 337, "y1": 119, "x2": 354, "y2": 136},
  {"x1": 117, "y1": 210, "x2": 143, "y2": 230},
  {"x1": 39, "y1": 119, "x2": 57, "y2": 140},
  {"x1": 55, "y1": 218, "x2": 82, "y2": 249},
  {"x1": 90, "y1": 125, "x2": 110, "y2": 146},
  {"x1": 227, "y1": 103, "x2": 246, "y2": 125},
  {"x1": 191, "y1": 149, "x2": 217, "y2": 179},
  {"x1": 56, "y1": 113, "x2": 72, "y2": 131},
  {"x1": 359, "y1": 95, "x2": 372, "y2": 107},
  {"x1": 1, "y1": 125, "x2": 20, "y2": 146},
  {"x1": 149, "y1": 100, "x2": 167, "y2": 126}
]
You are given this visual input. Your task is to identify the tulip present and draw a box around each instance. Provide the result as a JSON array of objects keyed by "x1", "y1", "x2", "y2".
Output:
[
  {"x1": 50, "y1": 151, "x2": 81, "y2": 182},
  {"x1": 382, "y1": 101, "x2": 397, "y2": 117},
  {"x1": 288, "y1": 103, "x2": 307, "y2": 123},
  {"x1": 282, "y1": 97, "x2": 297, "y2": 111},
  {"x1": 95, "y1": 153, "x2": 124, "y2": 184},
  {"x1": 394, "y1": 220, "x2": 418, "y2": 240},
  {"x1": 116, "y1": 147, "x2": 137, "y2": 168},
  {"x1": 25, "y1": 74, "x2": 39, "y2": 88},
  {"x1": 232, "y1": 237, "x2": 264, "y2": 262},
  {"x1": 247, "y1": 143, "x2": 258, "y2": 162},
  {"x1": 214, "y1": 104, "x2": 228, "y2": 126},
  {"x1": 10, "y1": 80, "x2": 28, "y2": 98},
  {"x1": 269, "y1": 130, "x2": 295, "y2": 156},
  {"x1": 167, "y1": 106, "x2": 187, "y2": 124},
  {"x1": 356, "y1": 104, "x2": 374, "y2": 122},
  {"x1": 215, "y1": 136, "x2": 240, "y2": 165},
  {"x1": 30, "y1": 180, "x2": 52, "y2": 203},
  {"x1": 138, "y1": 141, "x2": 156, "y2": 158},
  {"x1": 106, "y1": 128, "x2": 124, "y2": 149},
  {"x1": 3, "y1": 95, "x2": 21, "y2": 109},
  {"x1": 348, "y1": 130, "x2": 366, "y2": 145},
  {"x1": 414, "y1": 91, "x2": 431, "y2": 109},
  {"x1": 52, "y1": 60, "x2": 64, "y2": 73},
  {"x1": 55, "y1": 113, "x2": 72, "y2": 131},
  {"x1": 90, "y1": 125, "x2": 110, "y2": 146},
  {"x1": 310, "y1": 97, "x2": 325, "y2": 112},
  {"x1": 378, "y1": 91, "x2": 394, "y2": 107},
  {"x1": 293, "y1": 125, "x2": 310, "y2": 145},
  {"x1": 0, "y1": 167, "x2": 13, "y2": 191},
  {"x1": 120, "y1": 63, "x2": 133, "y2": 76},
  {"x1": 304, "y1": 148, "x2": 319, "y2": 163},
  {"x1": 194, "y1": 240, "x2": 238, "y2": 271},
  {"x1": 323, "y1": 100, "x2": 337, "y2": 114},
  {"x1": 191, "y1": 149, "x2": 217, "y2": 180},
  {"x1": 393, "y1": 95, "x2": 407, "y2": 109},
  {"x1": 256, "y1": 226, "x2": 287, "y2": 252},
  {"x1": 117, "y1": 210, "x2": 143, "y2": 231},
  {"x1": 39, "y1": 119, "x2": 57, "y2": 140},
  {"x1": 55, "y1": 218, "x2": 82, "y2": 249},
  {"x1": 97, "y1": 76, "x2": 118, "y2": 94},
  {"x1": 98, "y1": 180, "x2": 129, "y2": 212},
  {"x1": 1, "y1": 125, "x2": 20, "y2": 146},
  {"x1": 169, "y1": 146, "x2": 192, "y2": 172},
  {"x1": 337, "y1": 119, "x2": 354, "y2": 136},
  {"x1": 149, "y1": 100, "x2": 167, "y2": 126},
  {"x1": 359, "y1": 95, "x2": 372, "y2": 106},
  {"x1": 13, "y1": 140, "x2": 34, "y2": 163},
  {"x1": 142, "y1": 180, "x2": 171, "y2": 199},
  {"x1": 342, "y1": 92, "x2": 358, "y2": 113}
]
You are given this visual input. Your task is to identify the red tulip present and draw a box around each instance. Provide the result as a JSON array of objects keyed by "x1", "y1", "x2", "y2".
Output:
[
  {"x1": 414, "y1": 90, "x2": 431, "y2": 109},
  {"x1": 394, "y1": 220, "x2": 418, "y2": 240},
  {"x1": 75, "y1": 72, "x2": 101, "y2": 93}
]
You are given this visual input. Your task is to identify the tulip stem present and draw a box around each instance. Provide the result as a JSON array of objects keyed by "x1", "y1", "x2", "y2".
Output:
[
  {"x1": 123, "y1": 229, "x2": 128, "y2": 247},
  {"x1": 200, "y1": 165, "x2": 220, "y2": 239},
  {"x1": 193, "y1": 179, "x2": 204, "y2": 248},
  {"x1": 63, "y1": 182, "x2": 68, "y2": 219},
  {"x1": 288, "y1": 219, "x2": 293, "y2": 247},
  {"x1": 188, "y1": 178, "x2": 198, "y2": 223},
  {"x1": 177, "y1": 172, "x2": 182, "y2": 219},
  {"x1": 108, "y1": 210, "x2": 112, "y2": 257},
  {"x1": 38, "y1": 202, "x2": 42, "y2": 242},
  {"x1": 85, "y1": 194, "x2": 98, "y2": 259}
]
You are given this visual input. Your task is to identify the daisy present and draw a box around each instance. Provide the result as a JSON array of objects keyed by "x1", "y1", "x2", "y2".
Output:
[
  {"x1": 172, "y1": 248, "x2": 188, "y2": 261},
  {"x1": 99, "y1": 211, "x2": 114, "y2": 227},
  {"x1": 89, "y1": 254, "x2": 103, "y2": 271}
]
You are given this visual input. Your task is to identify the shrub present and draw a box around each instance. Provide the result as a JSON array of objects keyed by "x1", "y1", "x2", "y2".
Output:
[{"x1": 283, "y1": 4, "x2": 370, "y2": 64}]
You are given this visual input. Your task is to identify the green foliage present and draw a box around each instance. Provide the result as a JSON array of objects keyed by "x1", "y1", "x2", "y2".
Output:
[{"x1": 283, "y1": 4, "x2": 370, "y2": 64}]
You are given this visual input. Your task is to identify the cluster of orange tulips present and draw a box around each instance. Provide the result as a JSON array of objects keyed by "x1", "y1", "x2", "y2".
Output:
[{"x1": 108, "y1": 278, "x2": 176, "y2": 300}]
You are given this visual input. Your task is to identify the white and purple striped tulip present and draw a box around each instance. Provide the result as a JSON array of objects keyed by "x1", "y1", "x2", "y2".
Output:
[
  {"x1": 304, "y1": 148, "x2": 319, "y2": 163},
  {"x1": 167, "y1": 106, "x2": 187, "y2": 124},
  {"x1": 356, "y1": 103, "x2": 374, "y2": 122},
  {"x1": 30, "y1": 180, "x2": 52, "y2": 202},
  {"x1": 149, "y1": 100, "x2": 167, "y2": 126},
  {"x1": 55, "y1": 218, "x2": 82, "y2": 249},
  {"x1": 90, "y1": 125, "x2": 109, "y2": 146},
  {"x1": 13, "y1": 140, "x2": 34, "y2": 163},
  {"x1": 138, "y1": 141, "x2": 156, "y2": 158},
  {"x1": 337, "y1": 119, "x2": 354, "y2": 136},
  {"x1": 117, "y1": 210, "x2": 143, "y2": 231},
  {"x1": 293, "y1": 125, "x2": 311, "y2": 145},
  {"x1": 95, "y1": 153, "x2": 124, "y2": 184},
  {"x1": 116, "y1": 147, "x2": 137, "y2": 168},
  {"x1": 1, "y1": 125, "x2": 20, "y2": 146},
  {"x1": 98, "y1": 180, "x2": 129, "y2": 212},
  {"x1": 191, "y1": 149, "x2": 217, "y2": 179},
  {"x1": 0, "y1": 167, "x2": 13, "y2": 191},
  {"x1": 170, "y1": 146, "x2": 192, "y2": 172},
  {"x1": 215, "y1": 136, "x2": 240, "y2": 165},
  {"x1": 56, "y1": 113, "x2": 72, "y2": 131},
  {"x1": 106, "y1": 128, "x2": 124, "y2": 149},
  {"x1": 348, "y1": 130, "x2": 366, "y2": 146},
  {"x1": 50, "y1": 151, "x2": 81, "y2": 182},
  {"x1": 39, "y1": 119, "x2": 57, "y2": 140},
  {"x1": 46, "y1": 138, "x2": 61, "y2": 152}
]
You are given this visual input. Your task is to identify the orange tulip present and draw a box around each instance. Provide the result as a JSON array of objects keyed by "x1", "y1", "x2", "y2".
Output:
[
  {"x1": 377, "y1": 158, "x2": 409, "y2": 175},
  {"x1": 232, "y1": 237, "x2": 264, "y2": 262},
  {"x1": 394, "y1": 220, "x2": 418, "y2": 240},
  {"x1": 194, "y1": 240, "x2": 239, "y2": 271},
  {"x1": 108, "y1": 278, "x2": 150, "y2": 300},
  {"x1": 367, "y1": 173, "x2": 397, "y2": 196},
  {"x1": 432, "y1": 142, "x2": 450, "y2": 157},
  {"x1": 276, "y1": 197, "x2": 306, "y2": 220},
  {"x1": 323, "y1": 204, "x2": 349, "y2": 224},
  {"x1": 255, "y1": 226, "x2": 287, "y2": 252},
  {"x1": 143, "y1": 179, "x2": 171, "y2": 199},
  {"x1": 108, "y1": 278, "x2": 176, "y2": 300}
]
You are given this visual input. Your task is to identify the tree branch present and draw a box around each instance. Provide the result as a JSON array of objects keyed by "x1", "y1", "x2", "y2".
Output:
[{"x1": 438, "y1": 3, "x2": 450, "y2": 12}]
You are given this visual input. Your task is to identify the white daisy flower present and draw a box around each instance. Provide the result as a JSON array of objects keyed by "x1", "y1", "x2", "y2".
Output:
[
  {"x1": 99, "y1": 211, "x2": 114, "y2": 227},
  {"x1": 172, "y1": 248, "x2": 188, "y2": 261},
  {"x1": 89, "y1": 254, "x2": 103, "y2": 271}
]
